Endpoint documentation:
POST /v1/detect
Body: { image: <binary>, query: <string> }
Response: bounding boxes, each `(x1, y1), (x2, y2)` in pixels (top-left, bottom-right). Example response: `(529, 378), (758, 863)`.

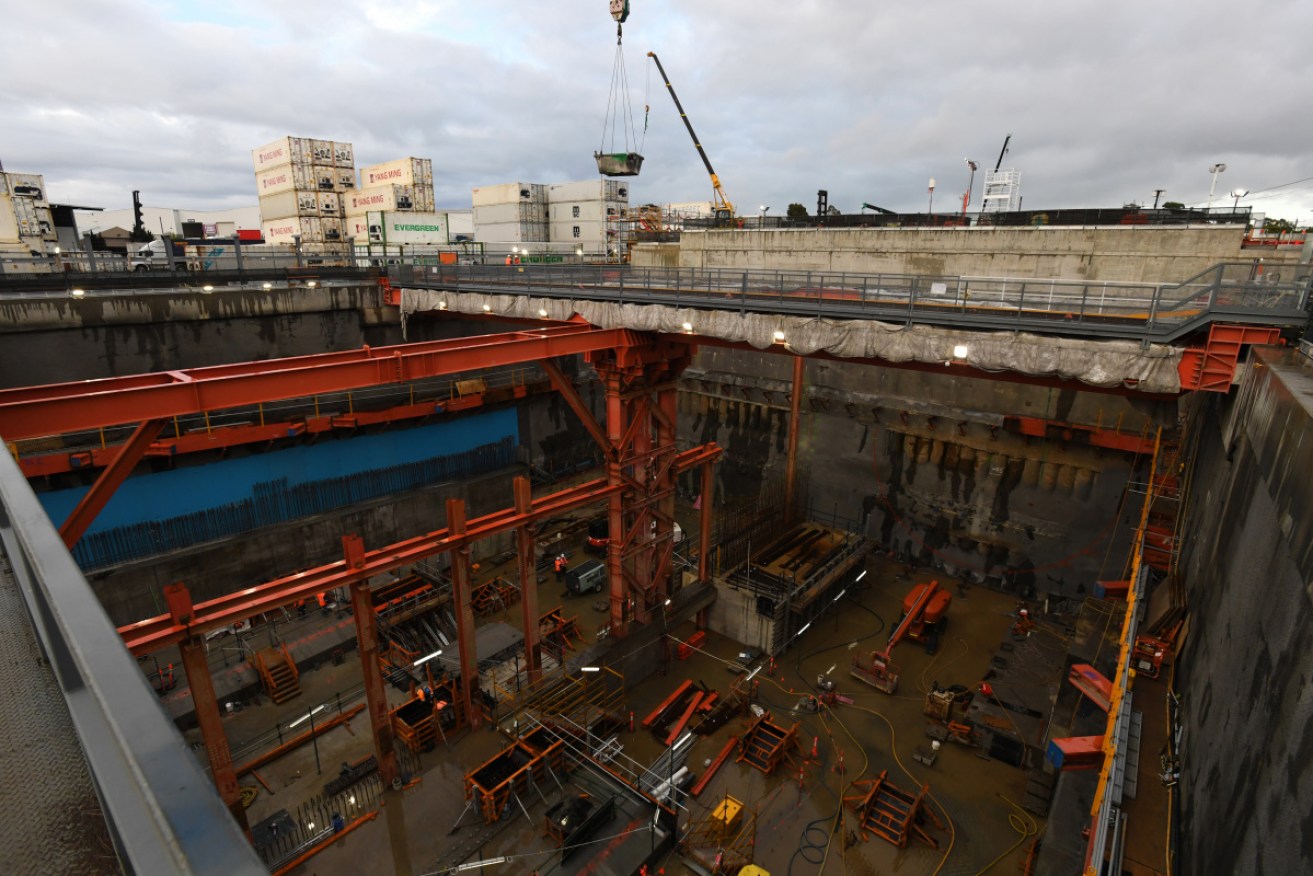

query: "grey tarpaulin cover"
(399, 288), (1183, 394)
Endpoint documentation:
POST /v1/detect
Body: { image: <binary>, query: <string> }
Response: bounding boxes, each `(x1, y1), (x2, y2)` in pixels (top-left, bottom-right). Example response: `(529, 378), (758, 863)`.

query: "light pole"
(1230, 188), (1248, 211)
(928, 178), (936, 214)
(1206, 163), (1227, 210)
(960, 160), (978, 221)
(1152, 189), (1165, 209)
(759, 205), (770, 227)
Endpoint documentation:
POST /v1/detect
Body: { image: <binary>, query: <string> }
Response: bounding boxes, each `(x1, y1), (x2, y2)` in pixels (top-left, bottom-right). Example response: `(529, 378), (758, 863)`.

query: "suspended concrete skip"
(398, 288), (1185, 394)
(595, 152), (645, 177)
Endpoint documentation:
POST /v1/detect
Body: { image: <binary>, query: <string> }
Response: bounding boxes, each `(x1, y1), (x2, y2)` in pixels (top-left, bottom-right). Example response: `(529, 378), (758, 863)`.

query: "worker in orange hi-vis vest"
(554, 554), (567, 582)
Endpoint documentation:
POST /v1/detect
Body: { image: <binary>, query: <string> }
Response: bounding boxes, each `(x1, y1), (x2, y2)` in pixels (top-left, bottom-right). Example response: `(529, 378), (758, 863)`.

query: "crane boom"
(646, 51), (734, 223)
(993, 134), (1012, 173)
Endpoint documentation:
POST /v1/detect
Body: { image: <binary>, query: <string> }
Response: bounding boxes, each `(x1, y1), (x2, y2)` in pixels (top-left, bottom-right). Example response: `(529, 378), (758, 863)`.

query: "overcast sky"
(5, 0), (1311, 223)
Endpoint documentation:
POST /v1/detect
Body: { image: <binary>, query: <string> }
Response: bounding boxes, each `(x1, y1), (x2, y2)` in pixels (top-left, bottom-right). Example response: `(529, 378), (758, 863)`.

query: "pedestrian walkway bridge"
(392, 262), (1310, 345)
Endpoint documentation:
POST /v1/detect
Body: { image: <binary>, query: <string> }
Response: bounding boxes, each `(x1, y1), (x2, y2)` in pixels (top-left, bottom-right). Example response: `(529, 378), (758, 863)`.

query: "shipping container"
(474, 202), (550, 225)
(359, 211), (448, 245)
(333, 142), (355, 169)
(474, 221), (550, 244)
(310, 139), (335, 165)
(0, 196), (19, 242)
(446, 210), (474, 240)
(413, 187), (436, 213)
(345, 184), (416, 215)
(317, 192), (342, 216)
(4, 172), (48, 202)
(334, 169), (357, 192)
(255, 163), (318, 196)
(548, 179), (630, 203)
(321, 217), (344, 242)
(262, 216), (324, 244)
(548, 220), (615, 245)
(548, 200), (626, 223)
(258, 190), (320, 221)
(471, 182), (547, 207)
(360, 157), (434, 188)
(252, 136), (314, 172)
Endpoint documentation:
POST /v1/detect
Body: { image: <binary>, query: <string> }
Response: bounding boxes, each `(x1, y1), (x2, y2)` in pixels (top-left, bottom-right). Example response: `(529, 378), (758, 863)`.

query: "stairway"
(256, 646), (302, 705)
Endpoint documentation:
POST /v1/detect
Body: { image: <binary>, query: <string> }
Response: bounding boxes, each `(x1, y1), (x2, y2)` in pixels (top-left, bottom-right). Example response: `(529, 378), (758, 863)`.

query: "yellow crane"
(646, 51), (735, 225)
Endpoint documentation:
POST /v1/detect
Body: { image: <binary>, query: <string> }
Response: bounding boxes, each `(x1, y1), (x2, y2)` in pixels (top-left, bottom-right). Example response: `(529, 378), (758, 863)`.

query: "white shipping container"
(548, 179), (630, 203)
(333, 169), (356, 192)
(259, 190), (320, 221)
(5, 172), (48, 202)
(310, 139), (335, 165)
(0, 196), (19, 242)
(548, 200), (626, 223)
(475, 221), (549, 244)
(345, 185), (416, 215)
(262, 216), (322, 244)
(367, 211), (448, 245)
(413, 187), (436, 213)
(360, 157), (434, 188)
(474, 202), (549, 225)
(549, 221), (613, 245)
(447, 210), (474, 240)
(472, 182), (547, 208)
(255, 164), (318, 196)
(317, 192), (342, 216)
(252, 136), (313, 172)
(333, 142), (354, 169)
(321, 217), (344, 242)
(342, 216), (370, 240)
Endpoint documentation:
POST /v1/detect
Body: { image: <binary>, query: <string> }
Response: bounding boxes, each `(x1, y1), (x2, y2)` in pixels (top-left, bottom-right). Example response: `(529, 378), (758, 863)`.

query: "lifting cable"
(599, 25), (639, 157)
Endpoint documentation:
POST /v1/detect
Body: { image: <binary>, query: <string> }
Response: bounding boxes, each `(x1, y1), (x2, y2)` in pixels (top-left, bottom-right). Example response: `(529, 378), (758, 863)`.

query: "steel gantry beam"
(118, 443), (720, 656)
(0, 325), (633, 441)
(58, 418), (165, 548)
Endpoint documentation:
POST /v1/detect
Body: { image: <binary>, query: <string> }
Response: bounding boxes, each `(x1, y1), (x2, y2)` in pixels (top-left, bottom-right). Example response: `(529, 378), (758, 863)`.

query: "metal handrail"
(0, 446), (264, 874)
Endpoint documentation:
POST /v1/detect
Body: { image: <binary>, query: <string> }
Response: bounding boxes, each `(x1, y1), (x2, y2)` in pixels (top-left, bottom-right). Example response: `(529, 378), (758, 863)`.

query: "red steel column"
(447, 498), (482, 728)
(343, 535), (398, 785)
(166, 583), (249, 833)
(631, 395), (653, 625)
(514, 477), (542, 683)
(698, 459), (714, 584)
(784, 355), (805, 525)
(604, 369), (629, 638)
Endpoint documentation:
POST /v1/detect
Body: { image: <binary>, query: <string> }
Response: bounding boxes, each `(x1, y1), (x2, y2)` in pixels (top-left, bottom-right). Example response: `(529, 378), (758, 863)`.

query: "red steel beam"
(1002, 415), (1157, 455)
(118, 445), (722, 656)
(57, 418), (165, 548)
(0, 325), (632, 441)
(345, 535), (399, 784)
(18, 384), (540, 478)
(698, 459), (714, 584)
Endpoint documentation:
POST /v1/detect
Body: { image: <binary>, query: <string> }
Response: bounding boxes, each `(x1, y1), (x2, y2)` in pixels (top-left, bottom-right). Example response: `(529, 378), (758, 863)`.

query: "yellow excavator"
(646, 51), (736, 226)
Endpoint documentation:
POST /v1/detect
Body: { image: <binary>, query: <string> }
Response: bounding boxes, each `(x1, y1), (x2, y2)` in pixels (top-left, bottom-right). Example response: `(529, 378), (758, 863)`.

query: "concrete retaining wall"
(667, 226), (1258, 283)
(1175, 349), (1313, 874)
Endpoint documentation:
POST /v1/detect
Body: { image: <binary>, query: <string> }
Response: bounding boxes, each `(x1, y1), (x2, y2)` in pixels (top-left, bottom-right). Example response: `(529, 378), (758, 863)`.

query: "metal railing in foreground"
(0, 446), (264, 875)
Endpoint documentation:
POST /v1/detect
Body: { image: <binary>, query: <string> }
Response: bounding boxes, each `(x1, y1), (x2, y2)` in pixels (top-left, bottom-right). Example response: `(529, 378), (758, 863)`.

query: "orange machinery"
(851, 580), (952, 694)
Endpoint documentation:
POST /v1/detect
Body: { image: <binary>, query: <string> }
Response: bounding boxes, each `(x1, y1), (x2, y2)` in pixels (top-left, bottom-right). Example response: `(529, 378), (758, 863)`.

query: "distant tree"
(128, 228), (155, 243)
(786, 203), (810, 221)
(1160, 201), (1185, 210)
(1263, 217), (1297, 234)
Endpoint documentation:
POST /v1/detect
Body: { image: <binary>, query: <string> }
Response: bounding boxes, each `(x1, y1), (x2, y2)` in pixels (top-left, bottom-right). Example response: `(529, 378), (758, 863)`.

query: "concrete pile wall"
(637, 226), (1258, 283)
(683, 348), (1161, 599)
(1175, 349), (1313, 874)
